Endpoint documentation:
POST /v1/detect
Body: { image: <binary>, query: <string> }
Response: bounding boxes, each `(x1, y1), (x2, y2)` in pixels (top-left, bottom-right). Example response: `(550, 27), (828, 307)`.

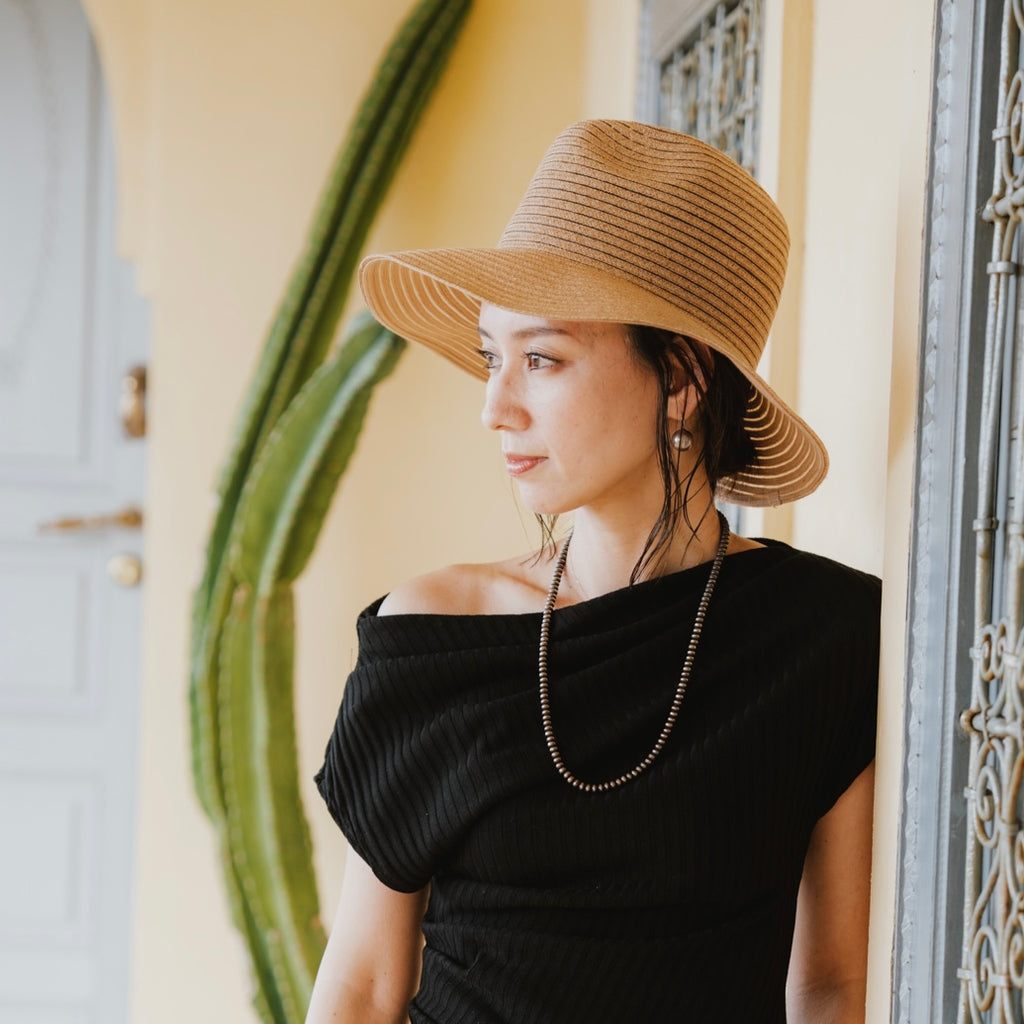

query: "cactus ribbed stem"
(187, 2), (473, 1019)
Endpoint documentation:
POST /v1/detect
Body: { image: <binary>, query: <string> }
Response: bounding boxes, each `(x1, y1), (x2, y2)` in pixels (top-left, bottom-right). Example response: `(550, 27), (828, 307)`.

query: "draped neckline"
(355, 540), (796, 656)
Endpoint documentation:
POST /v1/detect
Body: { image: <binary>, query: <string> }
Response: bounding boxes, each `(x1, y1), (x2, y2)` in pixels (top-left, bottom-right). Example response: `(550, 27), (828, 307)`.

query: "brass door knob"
(106, 553), (143, 587)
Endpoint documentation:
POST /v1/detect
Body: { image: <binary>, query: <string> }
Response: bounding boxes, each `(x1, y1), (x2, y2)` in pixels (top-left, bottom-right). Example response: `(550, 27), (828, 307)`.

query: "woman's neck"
(557, 499), (724, 604)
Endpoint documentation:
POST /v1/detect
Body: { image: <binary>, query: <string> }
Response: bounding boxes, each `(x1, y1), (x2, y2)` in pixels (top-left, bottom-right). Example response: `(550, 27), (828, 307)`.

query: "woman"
(307, 120), (879, 1024)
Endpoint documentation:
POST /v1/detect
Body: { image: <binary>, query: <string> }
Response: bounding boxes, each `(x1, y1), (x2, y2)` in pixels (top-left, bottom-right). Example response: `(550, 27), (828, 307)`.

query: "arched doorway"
(0, 2), (149, 1020)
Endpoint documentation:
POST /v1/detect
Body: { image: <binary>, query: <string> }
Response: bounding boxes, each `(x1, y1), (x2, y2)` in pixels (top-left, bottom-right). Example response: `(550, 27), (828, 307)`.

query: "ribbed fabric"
(316, 542), (880, 1024)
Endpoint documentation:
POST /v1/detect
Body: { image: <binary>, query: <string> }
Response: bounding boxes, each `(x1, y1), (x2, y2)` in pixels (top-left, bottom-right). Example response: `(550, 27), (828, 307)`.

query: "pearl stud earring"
(671, 428), (693, 452)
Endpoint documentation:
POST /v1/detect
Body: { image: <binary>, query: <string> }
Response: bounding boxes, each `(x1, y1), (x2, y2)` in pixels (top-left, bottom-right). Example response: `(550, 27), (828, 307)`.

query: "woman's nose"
(480, 370), (528, 432)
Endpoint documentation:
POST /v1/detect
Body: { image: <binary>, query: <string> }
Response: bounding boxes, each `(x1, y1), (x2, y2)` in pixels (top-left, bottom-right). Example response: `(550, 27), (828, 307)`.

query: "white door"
(0, 2), (148, 1022)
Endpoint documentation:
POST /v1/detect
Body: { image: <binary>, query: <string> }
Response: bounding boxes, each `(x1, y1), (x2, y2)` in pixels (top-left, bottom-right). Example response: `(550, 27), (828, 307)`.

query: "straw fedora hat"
(358, 119), (827, 506)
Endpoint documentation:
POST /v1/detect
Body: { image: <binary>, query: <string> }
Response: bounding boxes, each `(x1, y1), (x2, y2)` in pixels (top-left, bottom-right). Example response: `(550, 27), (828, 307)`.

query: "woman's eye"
(476, 348), (498, 371)
(525, 351), (556, 370)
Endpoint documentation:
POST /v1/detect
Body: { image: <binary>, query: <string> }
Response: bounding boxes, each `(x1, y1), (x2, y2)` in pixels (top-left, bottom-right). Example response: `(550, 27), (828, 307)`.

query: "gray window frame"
(894, 0), (1003, 1019)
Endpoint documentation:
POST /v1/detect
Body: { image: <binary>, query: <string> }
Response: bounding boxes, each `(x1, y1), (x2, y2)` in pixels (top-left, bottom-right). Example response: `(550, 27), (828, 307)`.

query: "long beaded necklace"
(538, 510), (730, 793)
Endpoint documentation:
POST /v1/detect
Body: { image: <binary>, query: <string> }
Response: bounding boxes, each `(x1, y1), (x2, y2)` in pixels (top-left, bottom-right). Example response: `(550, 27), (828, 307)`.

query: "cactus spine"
(188, 2), (472, 1019)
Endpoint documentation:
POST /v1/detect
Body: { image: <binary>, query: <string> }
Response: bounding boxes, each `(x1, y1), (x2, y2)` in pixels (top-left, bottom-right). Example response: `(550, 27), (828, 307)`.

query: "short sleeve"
(314, 680), (436, 893)
(313, 603), (443, 894)
(811, 570), (881, 818)
(313, 598), (553, 896)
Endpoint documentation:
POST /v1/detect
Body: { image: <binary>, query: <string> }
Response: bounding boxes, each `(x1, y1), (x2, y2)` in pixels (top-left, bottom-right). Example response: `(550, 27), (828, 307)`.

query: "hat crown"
(498, 120), (790, 369)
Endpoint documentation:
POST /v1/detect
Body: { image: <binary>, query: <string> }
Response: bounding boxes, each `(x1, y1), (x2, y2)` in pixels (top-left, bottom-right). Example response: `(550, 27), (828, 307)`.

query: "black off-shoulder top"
(315, 542), (880, 1024)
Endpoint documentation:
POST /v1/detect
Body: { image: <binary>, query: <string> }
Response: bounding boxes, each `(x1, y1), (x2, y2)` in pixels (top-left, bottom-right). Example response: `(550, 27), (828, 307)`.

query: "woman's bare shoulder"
(378, 553), (551, 617)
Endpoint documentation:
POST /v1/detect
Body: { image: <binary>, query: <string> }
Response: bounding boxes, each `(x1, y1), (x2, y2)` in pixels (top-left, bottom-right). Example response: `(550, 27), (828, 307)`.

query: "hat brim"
(359, 248), (828, 507)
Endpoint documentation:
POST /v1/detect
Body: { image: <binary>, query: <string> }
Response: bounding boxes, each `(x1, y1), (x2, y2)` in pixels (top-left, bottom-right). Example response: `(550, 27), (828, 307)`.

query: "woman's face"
(477, 302), (669, 519)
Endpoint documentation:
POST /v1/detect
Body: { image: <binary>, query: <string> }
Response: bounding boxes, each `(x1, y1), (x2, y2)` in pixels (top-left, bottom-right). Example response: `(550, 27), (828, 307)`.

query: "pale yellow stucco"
(76, 0), (933, 1018)
(755, 1), (934, 1008)
(83, 1), (594, 1020)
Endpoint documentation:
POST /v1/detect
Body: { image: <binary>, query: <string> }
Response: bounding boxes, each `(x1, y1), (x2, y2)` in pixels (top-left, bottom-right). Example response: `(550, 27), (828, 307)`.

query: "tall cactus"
(187, 2), (472, 1019)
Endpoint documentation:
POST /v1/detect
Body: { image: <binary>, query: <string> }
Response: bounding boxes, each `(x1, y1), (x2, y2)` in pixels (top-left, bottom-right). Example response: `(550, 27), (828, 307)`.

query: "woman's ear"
(667, 337), (713, 424)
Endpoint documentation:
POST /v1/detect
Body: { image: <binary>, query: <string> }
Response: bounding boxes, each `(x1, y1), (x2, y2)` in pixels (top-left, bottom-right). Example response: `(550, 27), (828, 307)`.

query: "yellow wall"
(867, 0), (936, 1015)
(83, 1), (604, 1020)
(81, 0), (933, 1018)
(760, 0), (934, 1014)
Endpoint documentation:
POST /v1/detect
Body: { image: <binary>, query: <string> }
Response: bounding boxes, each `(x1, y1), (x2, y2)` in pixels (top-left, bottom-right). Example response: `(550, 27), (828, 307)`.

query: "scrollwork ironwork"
(655, 0), (760, 175)
(954, 4), (1024, 999)
(960, 7), (1024, 1018)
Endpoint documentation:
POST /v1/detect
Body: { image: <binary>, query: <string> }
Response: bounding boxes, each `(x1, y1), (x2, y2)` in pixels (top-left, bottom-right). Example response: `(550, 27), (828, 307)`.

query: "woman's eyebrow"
(477, 325), (578, 341)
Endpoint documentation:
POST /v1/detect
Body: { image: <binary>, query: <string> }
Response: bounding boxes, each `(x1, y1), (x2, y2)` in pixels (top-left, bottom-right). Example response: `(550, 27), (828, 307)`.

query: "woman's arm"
(786, 761), (874, 1024)
(305, 848), (429, 1024)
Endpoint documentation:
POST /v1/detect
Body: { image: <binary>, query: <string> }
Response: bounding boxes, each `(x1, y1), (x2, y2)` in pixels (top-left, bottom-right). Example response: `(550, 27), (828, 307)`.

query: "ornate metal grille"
(958, 3), (1024, 1019)
(655, 0), (761, 175)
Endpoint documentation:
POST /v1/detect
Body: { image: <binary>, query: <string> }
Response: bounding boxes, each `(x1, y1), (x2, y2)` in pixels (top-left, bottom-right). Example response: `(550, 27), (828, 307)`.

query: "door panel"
(0, 0), (101, 468)
(0, 3), (149, 1022)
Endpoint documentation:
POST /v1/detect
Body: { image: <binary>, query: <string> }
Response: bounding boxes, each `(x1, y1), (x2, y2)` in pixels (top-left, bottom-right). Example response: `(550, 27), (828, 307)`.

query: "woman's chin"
(517, 494), (574, 519)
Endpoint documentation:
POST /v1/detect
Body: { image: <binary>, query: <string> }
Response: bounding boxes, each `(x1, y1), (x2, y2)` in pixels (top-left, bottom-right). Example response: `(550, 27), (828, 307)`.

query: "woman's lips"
(504, 454), (545, 476)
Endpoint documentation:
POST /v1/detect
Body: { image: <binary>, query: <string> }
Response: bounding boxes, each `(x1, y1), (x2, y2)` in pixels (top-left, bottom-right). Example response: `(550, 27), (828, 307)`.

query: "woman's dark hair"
(535, 324), (756, 582)
(625, 324), (756, 581)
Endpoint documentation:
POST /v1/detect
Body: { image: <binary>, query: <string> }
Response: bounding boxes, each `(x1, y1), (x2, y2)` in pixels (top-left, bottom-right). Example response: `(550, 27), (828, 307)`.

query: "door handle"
(119, 365), (147, 438)
(38, 506), (144, 532)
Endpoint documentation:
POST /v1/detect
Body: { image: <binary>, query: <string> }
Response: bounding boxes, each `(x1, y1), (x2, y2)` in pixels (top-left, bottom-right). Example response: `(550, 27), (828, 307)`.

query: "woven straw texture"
(359, 120), (828, 506)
